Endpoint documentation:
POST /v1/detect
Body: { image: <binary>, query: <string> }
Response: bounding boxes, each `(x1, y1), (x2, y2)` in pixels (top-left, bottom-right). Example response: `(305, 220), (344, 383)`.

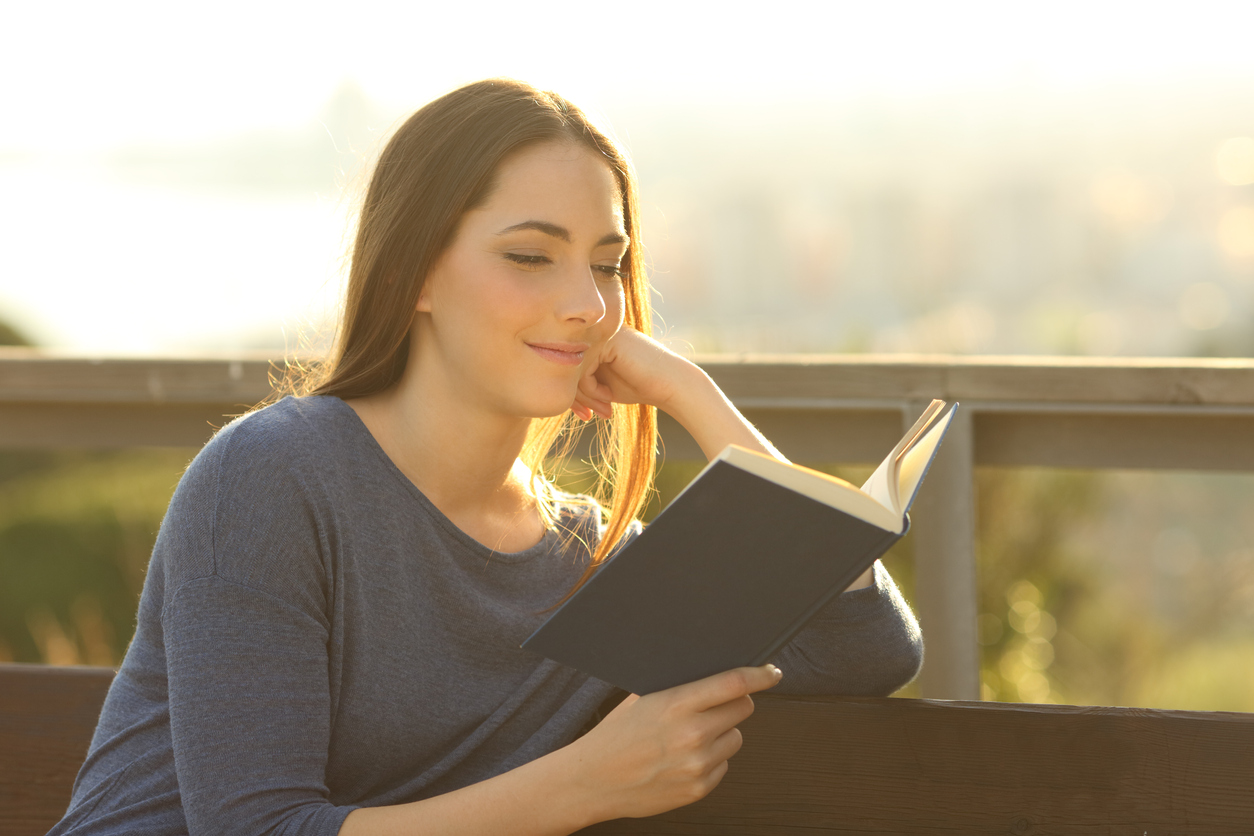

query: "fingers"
(708, 725), (745, 765)
(571, 396), (604, 421)
(673, 664), (783, 712)
(575, 668), (768, 820)
(571, 392), (611, 421)
(571, 367), (615, 421)
(579, 366), (614, 399)
(698, 693), (756, 731)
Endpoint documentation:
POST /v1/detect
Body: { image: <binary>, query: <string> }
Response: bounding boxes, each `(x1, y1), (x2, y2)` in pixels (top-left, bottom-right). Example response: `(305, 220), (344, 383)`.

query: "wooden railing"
(4, 348), (1254, 700)
(8, 663), (1254, 835)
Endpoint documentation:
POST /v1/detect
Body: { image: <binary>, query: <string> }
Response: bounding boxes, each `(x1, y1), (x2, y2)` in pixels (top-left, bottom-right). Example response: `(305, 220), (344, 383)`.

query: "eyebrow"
(496, 220), (628, 248)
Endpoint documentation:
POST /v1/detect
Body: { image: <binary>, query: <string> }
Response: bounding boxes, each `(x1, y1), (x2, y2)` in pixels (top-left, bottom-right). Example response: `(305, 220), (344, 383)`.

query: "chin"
(514, 388), (582, 421)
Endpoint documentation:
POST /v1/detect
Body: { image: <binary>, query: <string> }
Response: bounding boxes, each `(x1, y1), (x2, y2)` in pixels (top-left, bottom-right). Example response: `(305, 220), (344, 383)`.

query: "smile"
(527, 342), (588, 367)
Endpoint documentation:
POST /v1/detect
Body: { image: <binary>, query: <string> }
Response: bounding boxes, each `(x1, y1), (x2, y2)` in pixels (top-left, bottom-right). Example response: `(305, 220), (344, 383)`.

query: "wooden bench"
(2, 665), (113, 836)
(4, 663), (1253, 836)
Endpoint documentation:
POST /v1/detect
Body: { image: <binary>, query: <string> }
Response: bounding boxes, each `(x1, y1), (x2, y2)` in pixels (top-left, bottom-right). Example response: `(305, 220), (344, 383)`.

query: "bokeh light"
(1216, 137), (1254, 186)
(1217, 205), (1254, 260)
(1178, 282), (1231, 330)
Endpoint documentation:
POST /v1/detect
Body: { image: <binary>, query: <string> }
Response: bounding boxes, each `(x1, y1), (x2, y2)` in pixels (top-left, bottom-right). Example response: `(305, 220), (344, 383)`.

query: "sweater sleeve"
(165, 579), (352, 836)
(157, 422), (356, 836)
(769, 561), (924, 696)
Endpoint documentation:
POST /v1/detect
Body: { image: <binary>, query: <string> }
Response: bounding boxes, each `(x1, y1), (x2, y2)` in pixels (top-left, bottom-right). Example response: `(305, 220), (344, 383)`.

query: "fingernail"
(770, 665), (782, 679)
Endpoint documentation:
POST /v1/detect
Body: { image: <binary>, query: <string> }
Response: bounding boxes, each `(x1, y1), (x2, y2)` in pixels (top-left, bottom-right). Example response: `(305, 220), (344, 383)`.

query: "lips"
(527, 341), (589, 367)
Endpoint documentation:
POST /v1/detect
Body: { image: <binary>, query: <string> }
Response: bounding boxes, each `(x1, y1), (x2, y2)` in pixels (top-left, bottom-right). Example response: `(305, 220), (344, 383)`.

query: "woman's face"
(412, 140), (628, 420)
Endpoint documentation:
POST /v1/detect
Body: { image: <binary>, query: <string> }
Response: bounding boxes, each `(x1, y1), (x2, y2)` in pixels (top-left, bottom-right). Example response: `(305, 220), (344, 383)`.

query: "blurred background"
(2, 1), (1252, 710)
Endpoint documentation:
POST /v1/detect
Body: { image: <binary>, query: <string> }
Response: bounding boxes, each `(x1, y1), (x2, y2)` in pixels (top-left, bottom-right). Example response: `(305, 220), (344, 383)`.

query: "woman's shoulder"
(194, 395), (358, 479)
(155, 397), (363, 591)
(211, 395), (354, 455)
(169, 396), (363, 524)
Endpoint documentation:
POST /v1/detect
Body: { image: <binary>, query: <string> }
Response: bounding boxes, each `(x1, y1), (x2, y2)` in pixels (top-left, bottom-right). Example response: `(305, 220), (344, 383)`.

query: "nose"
(557, 265), (608, 325)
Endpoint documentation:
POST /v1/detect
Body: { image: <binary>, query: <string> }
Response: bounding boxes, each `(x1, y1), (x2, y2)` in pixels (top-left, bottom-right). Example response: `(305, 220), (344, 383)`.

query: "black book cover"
(522, 462), (902, 695)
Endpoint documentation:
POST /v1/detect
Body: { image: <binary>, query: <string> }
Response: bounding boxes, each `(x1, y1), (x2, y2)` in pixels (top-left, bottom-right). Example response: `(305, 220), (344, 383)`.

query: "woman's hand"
(572, 329), (697, 421)
(561, 664), (783, 822)
(572, 328), (786, 463)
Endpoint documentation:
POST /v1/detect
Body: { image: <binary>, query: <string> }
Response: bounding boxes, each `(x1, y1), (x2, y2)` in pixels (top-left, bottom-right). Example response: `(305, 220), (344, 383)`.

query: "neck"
(346, 350), (547, 551)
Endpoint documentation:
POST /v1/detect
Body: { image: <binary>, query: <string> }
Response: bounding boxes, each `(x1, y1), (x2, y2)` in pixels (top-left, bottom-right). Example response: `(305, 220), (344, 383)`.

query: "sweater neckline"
(317, 395), (561, 565)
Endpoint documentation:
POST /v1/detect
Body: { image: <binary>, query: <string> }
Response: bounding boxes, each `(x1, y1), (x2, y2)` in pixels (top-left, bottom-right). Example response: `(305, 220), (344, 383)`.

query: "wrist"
(655, 363), (786, 462)
(655, 359), (718, 425)
(531, 737), (614, 832)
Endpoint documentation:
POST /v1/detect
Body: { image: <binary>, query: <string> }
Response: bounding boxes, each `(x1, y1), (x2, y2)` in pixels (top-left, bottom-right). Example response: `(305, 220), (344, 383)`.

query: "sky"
(4, 0), (1254, 353)
(8, 1), (1254, 151)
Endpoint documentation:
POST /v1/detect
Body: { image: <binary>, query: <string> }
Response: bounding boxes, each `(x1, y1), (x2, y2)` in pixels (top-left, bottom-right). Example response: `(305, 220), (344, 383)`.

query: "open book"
(522, 400), (957, 695)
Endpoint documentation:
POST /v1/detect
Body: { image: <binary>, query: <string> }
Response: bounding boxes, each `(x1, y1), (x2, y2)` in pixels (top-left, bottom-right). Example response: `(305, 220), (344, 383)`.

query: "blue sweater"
(52, 396), (923, 836)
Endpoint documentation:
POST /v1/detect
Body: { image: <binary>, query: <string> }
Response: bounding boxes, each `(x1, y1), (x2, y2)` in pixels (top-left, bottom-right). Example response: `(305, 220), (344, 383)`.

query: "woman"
(53, 79), (922, 835)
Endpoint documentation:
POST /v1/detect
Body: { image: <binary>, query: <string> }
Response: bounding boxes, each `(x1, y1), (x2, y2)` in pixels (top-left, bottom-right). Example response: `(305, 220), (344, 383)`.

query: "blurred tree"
(973, 467), (1254, 712)
(0, 450), (192, 665)
(974, 468), (1105, 704)
(0, 319), (32, 346)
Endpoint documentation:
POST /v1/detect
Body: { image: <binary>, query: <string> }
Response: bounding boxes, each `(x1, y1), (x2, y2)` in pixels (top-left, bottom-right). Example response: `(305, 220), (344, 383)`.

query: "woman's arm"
(574, 330), (874, 589)
(340, 665), (782, 836)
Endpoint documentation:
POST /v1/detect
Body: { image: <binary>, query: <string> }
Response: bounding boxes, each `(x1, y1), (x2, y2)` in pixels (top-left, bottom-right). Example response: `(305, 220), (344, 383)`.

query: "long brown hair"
(292, 79), (655, 592)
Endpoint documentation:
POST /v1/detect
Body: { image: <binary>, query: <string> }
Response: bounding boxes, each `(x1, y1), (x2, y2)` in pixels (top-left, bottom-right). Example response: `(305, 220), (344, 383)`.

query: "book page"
(896, 403), (957, 512)
(860, 456), (895, 512)
(719, 445), (903, 532)
(860, 399), (945, 516)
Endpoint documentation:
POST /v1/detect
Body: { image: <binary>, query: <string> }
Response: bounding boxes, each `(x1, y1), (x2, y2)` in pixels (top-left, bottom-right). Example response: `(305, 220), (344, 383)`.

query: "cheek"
(493, 276), (549, 309)
(607, 283), (628, 330)
(451, 265), (547, 330)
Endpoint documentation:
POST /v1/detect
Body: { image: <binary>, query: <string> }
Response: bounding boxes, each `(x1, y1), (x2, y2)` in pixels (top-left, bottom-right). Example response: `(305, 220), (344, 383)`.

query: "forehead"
(477, 141), (624, 231)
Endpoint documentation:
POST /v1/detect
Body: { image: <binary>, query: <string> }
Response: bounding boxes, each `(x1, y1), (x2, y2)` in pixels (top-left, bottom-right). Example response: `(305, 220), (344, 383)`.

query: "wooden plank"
(6, 398), (1253, 473)
(0, 664), (114, 836)
(699, 354), (1254, 408)
(976, 410), (1254, 471)
(5, 352), (1254, 409)
(0, 352), (276, 404)
(660, 408), (1254, 472)
(907, 403), (979, 701)
(7, 664), (1253, 834)
(944, 359), (1254, 407)
(582, 693), (1254, 835)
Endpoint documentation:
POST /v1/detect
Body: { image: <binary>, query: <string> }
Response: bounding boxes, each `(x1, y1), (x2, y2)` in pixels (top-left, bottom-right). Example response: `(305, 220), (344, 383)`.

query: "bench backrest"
(583, 691), (1254, 834)
(1, 665), (113, 836)
(4, 663), (1253, 835)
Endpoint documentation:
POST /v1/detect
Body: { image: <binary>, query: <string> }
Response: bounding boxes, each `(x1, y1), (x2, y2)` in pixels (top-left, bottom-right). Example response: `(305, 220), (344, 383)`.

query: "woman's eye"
(504, 253), (550, 268)
(594, 264), (625, 281)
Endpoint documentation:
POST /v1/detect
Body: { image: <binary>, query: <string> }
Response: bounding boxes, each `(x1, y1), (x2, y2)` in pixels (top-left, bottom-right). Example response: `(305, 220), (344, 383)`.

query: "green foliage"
(973, 468), (1103, 704)
(975, 467), (1254, 712)
(0, 319), (33, 346)
(0, 450), (195, 664)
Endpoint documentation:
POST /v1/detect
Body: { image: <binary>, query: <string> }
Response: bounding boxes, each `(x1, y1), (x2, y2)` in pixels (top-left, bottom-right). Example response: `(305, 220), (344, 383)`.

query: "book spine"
(747, 529), (903, 667)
